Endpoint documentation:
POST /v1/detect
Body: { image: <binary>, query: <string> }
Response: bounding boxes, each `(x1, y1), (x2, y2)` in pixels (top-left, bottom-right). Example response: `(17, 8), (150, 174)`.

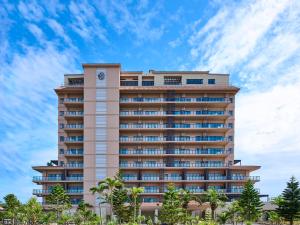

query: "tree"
(202, 188), (227, 220)
(277, 176), (300, 225)
(2, 194), (21, 225)
(73, 201), (101, 225)
(90, 176), (123, 217)
(238, 180), (263, 222)
(217, 212), (230, 225)
(268, 211), (283, 225)
(46, 185), (71, 221)
(225, 201), (242, 225)
(159, 184), (189, 225)
(129, 187), (144, 223)
(22, 197), (44, 225)
(111, 186), (132, 223)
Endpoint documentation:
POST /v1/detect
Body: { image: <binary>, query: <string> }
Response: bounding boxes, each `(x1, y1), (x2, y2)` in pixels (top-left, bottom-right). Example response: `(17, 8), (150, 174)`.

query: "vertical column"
(83, 65), (120, 211)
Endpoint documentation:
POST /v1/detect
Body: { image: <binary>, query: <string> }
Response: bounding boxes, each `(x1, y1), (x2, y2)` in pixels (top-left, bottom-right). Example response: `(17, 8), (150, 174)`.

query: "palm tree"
(129, 187), (144, 223)
(217, 212), (230, 225)
(203, 188), (227, 220)
(90, 176), (123, 218)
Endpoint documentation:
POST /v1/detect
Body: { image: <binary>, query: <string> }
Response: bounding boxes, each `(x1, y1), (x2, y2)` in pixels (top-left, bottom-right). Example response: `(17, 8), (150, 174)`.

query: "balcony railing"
(64, 137), (84, 142)
(63, 98), (84, 103)
(65, 149), (84, 155)
(65, 124), (84, 129)
(119, 136), (228, 142)
(120, 110), (228, 116)
(231, 176), (260, 181)
(120, 162), (226, 168)
(32, 176), (83, 181)
(64, 163), (84, 168)
(120, 123), (227, 129)
(119, 148), (229, 155)
(33, 189), (83, 194)
(64, 111), (84, 116)
(120, 97), (229, 103)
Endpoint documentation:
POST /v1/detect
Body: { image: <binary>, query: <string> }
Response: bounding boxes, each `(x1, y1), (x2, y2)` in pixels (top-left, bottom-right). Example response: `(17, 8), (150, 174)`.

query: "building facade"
(33, 63), (260, 214)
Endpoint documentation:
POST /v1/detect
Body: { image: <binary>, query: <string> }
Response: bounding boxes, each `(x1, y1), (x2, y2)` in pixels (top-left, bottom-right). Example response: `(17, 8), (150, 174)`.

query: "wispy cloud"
(68, 1), (108, 43)
(94, 0), (165, 42)
(18, 0), (44, 21)
(185, 0), (300, 196)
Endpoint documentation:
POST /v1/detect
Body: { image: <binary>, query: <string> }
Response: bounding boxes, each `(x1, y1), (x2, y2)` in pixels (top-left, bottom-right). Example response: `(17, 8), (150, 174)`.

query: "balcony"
(64, 124), (84, 131)
(120, 97), (230, 104)
(32, 176), (83, 182)
(64, 163), (84, 168)
(64, 111), (84, 118)
(208, 176), (227, 180)
(119, 123), (229, 130)
(119, 136), (228, 143)
(142, 81), (154, 86)
(119, 148), (229, 156)
(65, 149), (84, 156)
(119, 110), (229, 118)
(63, 98), (84, 104)
(64, 136), (83, 143)
(33, 189), (83, 195)
(120, 162), (227, 169)
(231, 176), (260, 181)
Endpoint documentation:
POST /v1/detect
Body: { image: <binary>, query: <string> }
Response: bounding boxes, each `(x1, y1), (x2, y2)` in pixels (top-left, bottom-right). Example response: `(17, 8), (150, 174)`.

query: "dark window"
(229, 110), (233, 116)
(142, 81), (154, 86)
(59, 149), (64, 154)
(60, 161), (64, 166)
(59, 136), (64, 142)
(59, 111), (64, 116)
(59, 98), (64, 103)
(186, 79), (203, 84)
(208, 79), (215, 84)
(59, 124), (64, 129)
(229, 97), (233, 103)
(228, 136), (233, 141)
(228, 123), (233, 128)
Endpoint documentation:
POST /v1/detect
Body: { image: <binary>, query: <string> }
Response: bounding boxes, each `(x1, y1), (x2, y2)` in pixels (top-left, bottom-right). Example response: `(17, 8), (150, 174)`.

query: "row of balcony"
(60, 111), (84, 116)
(62, 98), (84, 103)
(120, 123), (231, 129)
(120, 110), (230, 116)
(120, 161), (227, 168)
(61, 124), (84, 129)
(120, 97), (231, 103)
(33, 176), (83, 182)
(119, 148), (229, 155)
(120, 136), (231, 142)
(33, 189), (83, 194)
(122, 176), (260, 181)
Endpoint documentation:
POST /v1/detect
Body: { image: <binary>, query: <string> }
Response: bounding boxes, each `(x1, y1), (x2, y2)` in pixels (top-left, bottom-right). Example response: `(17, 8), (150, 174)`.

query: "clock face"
(97, 71), (105, 80)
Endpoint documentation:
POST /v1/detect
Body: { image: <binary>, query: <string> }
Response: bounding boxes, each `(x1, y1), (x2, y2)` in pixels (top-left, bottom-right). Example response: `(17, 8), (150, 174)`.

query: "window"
(228, 123), (233, 128)
(59, 149), (64, 154)
(59, 136), (64, 142)
(164, 76), (182, 85)
(208, 79), (216, 84)
(186, 79), (203, 84)
(229, 110), (233, 116)
(59, 123), (64, 129)
(59, 111), (64, 116)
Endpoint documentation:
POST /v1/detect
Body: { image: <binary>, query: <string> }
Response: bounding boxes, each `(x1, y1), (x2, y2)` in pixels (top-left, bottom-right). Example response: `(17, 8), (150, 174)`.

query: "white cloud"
(47, 19), (73, 45)
(185, 0), (300, 196)
(189, 0), (290, 72)
(27, 23), (45, 43)
(68, 1), (108, 43)
(18, 0), (44, 21)
(94, 0), (165, 42)
(0, 44), (79, 174)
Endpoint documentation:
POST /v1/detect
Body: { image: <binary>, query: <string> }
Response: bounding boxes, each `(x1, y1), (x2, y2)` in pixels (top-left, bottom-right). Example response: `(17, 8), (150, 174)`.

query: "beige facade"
(33, 63), (260, 213)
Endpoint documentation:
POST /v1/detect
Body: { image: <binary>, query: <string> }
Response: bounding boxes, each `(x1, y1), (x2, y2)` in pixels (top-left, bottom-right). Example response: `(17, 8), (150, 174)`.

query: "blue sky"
(0, 0), (300, 202)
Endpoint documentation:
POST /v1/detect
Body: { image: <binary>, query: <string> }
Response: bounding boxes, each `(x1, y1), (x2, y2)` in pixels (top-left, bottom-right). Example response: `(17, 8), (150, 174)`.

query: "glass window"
(208, 79), (216, 84)
(59, 149), (64, 154)
(186, 79), (203, 84)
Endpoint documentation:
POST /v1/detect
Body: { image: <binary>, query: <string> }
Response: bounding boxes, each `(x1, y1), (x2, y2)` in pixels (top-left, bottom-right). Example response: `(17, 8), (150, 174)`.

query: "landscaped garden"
(0, 176), (299, 225)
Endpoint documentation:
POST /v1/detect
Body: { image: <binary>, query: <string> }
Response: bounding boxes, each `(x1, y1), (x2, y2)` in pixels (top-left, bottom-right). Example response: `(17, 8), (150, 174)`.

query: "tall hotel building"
(33, 63), (260, 213)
